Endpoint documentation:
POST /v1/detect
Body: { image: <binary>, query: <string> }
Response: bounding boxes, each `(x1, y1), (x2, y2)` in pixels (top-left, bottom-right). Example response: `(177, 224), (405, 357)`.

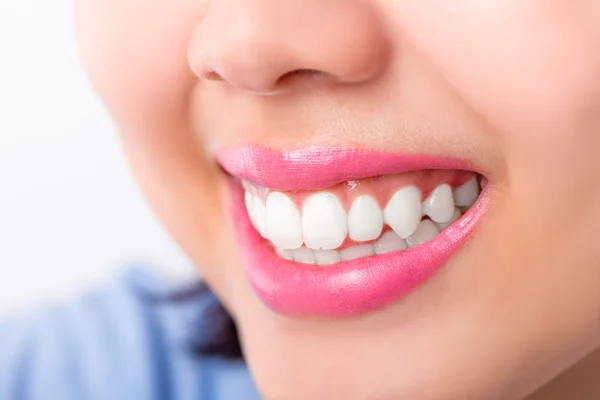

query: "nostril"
(199, 68), (224, 82)
(275, 69), (334, 89)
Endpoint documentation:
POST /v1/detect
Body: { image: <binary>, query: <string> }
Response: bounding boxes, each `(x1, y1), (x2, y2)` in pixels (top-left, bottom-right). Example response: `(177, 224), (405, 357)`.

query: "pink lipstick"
(217, 146), (477, 191)
(218, 146), (489, 316)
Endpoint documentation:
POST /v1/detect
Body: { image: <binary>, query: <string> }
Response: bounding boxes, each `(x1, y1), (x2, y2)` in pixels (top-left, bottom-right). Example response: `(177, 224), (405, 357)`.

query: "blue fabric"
(0, 267), (262, 400)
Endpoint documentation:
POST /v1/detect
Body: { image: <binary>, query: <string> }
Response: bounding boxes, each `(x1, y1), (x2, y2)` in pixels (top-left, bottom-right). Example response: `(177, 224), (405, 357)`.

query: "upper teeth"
(383, 186), (423, 239)
(265, 191), (303, 249)
(302, 192), (348, 250)
(347, 195), (384, 242)
(453, 177), (480, 207)
(422, 184), (455, 223)
(244, 177), (481, 262)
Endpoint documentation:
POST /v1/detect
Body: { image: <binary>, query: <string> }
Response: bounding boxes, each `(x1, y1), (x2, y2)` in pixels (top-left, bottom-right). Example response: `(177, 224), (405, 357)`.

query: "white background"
(0, 0), (194, 314)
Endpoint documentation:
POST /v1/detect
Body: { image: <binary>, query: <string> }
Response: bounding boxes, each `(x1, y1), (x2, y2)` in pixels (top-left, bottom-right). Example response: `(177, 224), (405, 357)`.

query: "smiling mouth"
(218, 146), (490, 317)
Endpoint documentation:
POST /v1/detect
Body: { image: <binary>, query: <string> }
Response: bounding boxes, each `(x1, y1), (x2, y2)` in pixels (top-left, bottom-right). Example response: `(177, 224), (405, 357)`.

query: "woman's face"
(76, 1), (600, 398)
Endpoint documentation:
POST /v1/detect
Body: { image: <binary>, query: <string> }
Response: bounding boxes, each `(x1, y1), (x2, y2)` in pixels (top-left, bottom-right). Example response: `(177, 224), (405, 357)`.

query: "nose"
(188, 0), (390, 94)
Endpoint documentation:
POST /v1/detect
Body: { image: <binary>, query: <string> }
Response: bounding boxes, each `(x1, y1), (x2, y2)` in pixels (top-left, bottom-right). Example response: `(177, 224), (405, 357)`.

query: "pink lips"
(217, 146), (478, 191)
(218, 147), (489, 317)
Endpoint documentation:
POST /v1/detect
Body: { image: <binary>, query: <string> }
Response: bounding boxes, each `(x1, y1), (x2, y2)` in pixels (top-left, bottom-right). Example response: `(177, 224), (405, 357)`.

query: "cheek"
(395, 0), (600, 150)
(395, 0), (600, 223)
(75, 1), (239, 297)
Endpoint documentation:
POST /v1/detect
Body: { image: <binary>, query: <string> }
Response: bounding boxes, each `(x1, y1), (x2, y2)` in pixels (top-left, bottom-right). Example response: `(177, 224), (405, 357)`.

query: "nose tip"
(188, 0), (390, 94)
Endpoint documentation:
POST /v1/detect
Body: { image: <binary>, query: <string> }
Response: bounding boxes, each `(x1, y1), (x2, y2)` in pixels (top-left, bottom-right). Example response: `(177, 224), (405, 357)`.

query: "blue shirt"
(0, 267), (262, 400)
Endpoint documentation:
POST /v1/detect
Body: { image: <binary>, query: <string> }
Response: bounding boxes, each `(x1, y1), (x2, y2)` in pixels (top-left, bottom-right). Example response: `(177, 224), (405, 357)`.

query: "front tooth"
(275, 248), (294, 261)
(383, 186), (422, 239)
(340, 244), (374, 261)
(252, 196), (268, 238)
(348, 195), (383, 242)
(292, 247), (316, 264)
(266, 192), (303, 249)
(314, 250), (341, 265)
(435, 208), (462, 231)
(453, 177), (480, 207)
(406, 220), (440, 248)
(373, 231), (407, 255)
(422, 184), (455, 223)
(302, 192), (348, 250)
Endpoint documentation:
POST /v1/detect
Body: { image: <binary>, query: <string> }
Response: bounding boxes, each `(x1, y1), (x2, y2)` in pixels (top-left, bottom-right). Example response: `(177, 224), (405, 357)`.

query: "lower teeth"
(274, 211), (463, 266)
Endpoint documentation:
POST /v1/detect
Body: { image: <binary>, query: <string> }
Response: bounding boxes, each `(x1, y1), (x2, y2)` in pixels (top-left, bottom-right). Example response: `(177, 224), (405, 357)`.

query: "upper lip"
(216, 146), (480, 191)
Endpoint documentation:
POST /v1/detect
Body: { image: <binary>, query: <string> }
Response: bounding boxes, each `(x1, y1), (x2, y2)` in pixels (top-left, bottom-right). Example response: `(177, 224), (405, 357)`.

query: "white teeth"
(347, 195), (384, 242)
(340, 244), (374, 261)
(275, 247), (294, 261)
(453, 177), (480, 207)
(252, 196), (268, 238)
(383, 186), (422, 239)
(435, 208), (462, 231)
(266, 192), (303, 249)
(292, 247), (316, 264)
(245, 191), (256, 226)
(247, 175), (480, 265)
(422, 184), (455, 223)
(373, 231), (407, 255)
(302, 192), (348, 250)
(406, 220), (440, 248)
(314, 250), (341, 266)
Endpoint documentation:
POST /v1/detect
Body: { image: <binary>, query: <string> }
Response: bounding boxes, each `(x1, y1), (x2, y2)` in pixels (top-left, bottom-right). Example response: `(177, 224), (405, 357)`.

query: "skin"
(75, 1), (600, 399)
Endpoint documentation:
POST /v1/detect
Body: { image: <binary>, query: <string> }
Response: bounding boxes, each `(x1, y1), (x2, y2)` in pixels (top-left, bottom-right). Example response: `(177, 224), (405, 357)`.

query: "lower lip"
(230, 182), (490, 317)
